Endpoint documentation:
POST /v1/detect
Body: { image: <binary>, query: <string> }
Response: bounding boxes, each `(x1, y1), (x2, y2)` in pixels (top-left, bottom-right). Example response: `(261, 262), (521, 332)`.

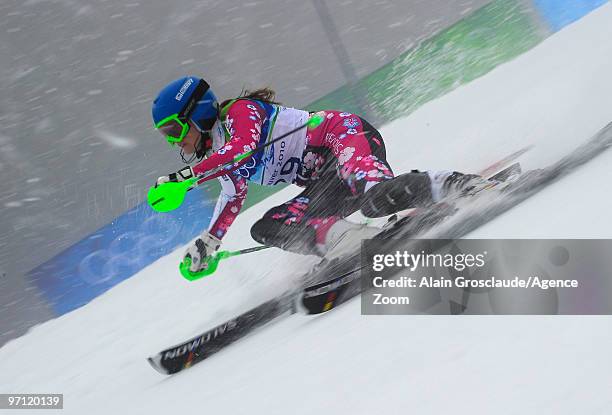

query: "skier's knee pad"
(250, 219), (320, 256)
(360, 171), (434, 217)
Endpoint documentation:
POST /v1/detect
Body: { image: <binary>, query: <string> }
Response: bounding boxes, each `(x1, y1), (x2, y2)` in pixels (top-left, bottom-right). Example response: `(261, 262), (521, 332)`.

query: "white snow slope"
(2, 4), (612, 414)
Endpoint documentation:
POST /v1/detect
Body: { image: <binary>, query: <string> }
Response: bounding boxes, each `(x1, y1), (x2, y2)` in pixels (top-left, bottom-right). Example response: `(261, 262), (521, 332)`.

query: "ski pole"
(148, 114), (325, 212)
(179, 245), (271, 281)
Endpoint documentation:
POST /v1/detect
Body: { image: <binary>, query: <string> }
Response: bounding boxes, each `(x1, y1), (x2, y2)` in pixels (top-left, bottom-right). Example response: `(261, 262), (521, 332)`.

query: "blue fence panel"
(26, 186), (216, 316)
(533, 0), (608, 32)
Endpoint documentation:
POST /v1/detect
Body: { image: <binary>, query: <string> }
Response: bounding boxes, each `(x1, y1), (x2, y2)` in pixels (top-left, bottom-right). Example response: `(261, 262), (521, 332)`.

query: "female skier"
(152, 76), (489, 273)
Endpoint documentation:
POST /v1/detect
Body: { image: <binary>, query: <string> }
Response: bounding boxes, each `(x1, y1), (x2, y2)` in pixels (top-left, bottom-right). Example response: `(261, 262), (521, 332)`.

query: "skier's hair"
(220, 87), (281, 108)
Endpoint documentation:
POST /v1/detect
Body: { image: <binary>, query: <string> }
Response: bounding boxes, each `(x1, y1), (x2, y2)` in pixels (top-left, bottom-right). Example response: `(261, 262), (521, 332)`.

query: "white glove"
(182, 232), (222, 273)
(156, 166), (195, 187)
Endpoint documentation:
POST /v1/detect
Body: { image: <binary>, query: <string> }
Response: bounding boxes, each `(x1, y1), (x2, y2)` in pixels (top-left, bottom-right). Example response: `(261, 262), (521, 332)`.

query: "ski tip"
(147, 355), (170, 375)
(293, 292), (311, 315)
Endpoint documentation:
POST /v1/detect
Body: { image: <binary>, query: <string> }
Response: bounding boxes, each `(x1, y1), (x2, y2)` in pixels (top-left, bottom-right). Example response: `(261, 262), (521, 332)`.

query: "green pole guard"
(179, 250), (240, 281)
(147, 177), (198, 212)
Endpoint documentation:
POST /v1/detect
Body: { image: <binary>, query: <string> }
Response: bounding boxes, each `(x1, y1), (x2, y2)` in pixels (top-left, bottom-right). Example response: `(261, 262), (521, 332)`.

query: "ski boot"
(360, 170), (504, 218)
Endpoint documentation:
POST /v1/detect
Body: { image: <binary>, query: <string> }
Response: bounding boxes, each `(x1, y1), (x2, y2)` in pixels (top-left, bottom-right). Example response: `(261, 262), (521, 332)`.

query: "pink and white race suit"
(192, 99), (394, 253)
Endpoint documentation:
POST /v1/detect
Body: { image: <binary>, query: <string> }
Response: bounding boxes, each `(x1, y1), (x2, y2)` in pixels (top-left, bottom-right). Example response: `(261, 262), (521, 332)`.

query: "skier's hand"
(182, 232), (222, 273)
(155, 166), (195, 187)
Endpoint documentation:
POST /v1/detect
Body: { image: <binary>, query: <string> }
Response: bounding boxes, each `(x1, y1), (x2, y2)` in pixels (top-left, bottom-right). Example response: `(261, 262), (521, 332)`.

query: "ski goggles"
(155, 79), (212, 145)
(156, 114), (191, 144)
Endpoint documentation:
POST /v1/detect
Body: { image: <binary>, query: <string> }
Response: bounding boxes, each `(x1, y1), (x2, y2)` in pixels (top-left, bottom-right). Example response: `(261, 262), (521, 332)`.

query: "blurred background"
(0, 0), (605, 346)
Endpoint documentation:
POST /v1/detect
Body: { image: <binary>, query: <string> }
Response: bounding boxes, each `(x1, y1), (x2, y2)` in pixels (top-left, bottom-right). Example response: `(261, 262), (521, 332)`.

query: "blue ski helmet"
(152, 76), (219, 133)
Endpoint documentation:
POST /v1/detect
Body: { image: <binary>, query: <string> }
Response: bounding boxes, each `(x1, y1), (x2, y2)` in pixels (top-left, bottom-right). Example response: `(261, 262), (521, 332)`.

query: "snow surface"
(2, 3), (612, 414)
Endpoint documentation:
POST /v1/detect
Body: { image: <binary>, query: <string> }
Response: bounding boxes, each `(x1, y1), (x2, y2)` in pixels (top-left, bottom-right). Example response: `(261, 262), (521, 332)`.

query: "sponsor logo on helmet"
(175, 78), (194, 101)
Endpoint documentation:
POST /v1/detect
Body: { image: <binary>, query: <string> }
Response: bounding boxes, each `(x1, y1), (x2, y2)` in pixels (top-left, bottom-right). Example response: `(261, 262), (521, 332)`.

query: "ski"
(148, 293), (294, 375)
(145, 138), (571, 373)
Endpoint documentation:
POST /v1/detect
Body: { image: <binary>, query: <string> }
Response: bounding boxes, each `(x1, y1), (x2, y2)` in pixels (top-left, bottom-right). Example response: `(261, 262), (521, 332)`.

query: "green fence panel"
(306, 0), (544, 123)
